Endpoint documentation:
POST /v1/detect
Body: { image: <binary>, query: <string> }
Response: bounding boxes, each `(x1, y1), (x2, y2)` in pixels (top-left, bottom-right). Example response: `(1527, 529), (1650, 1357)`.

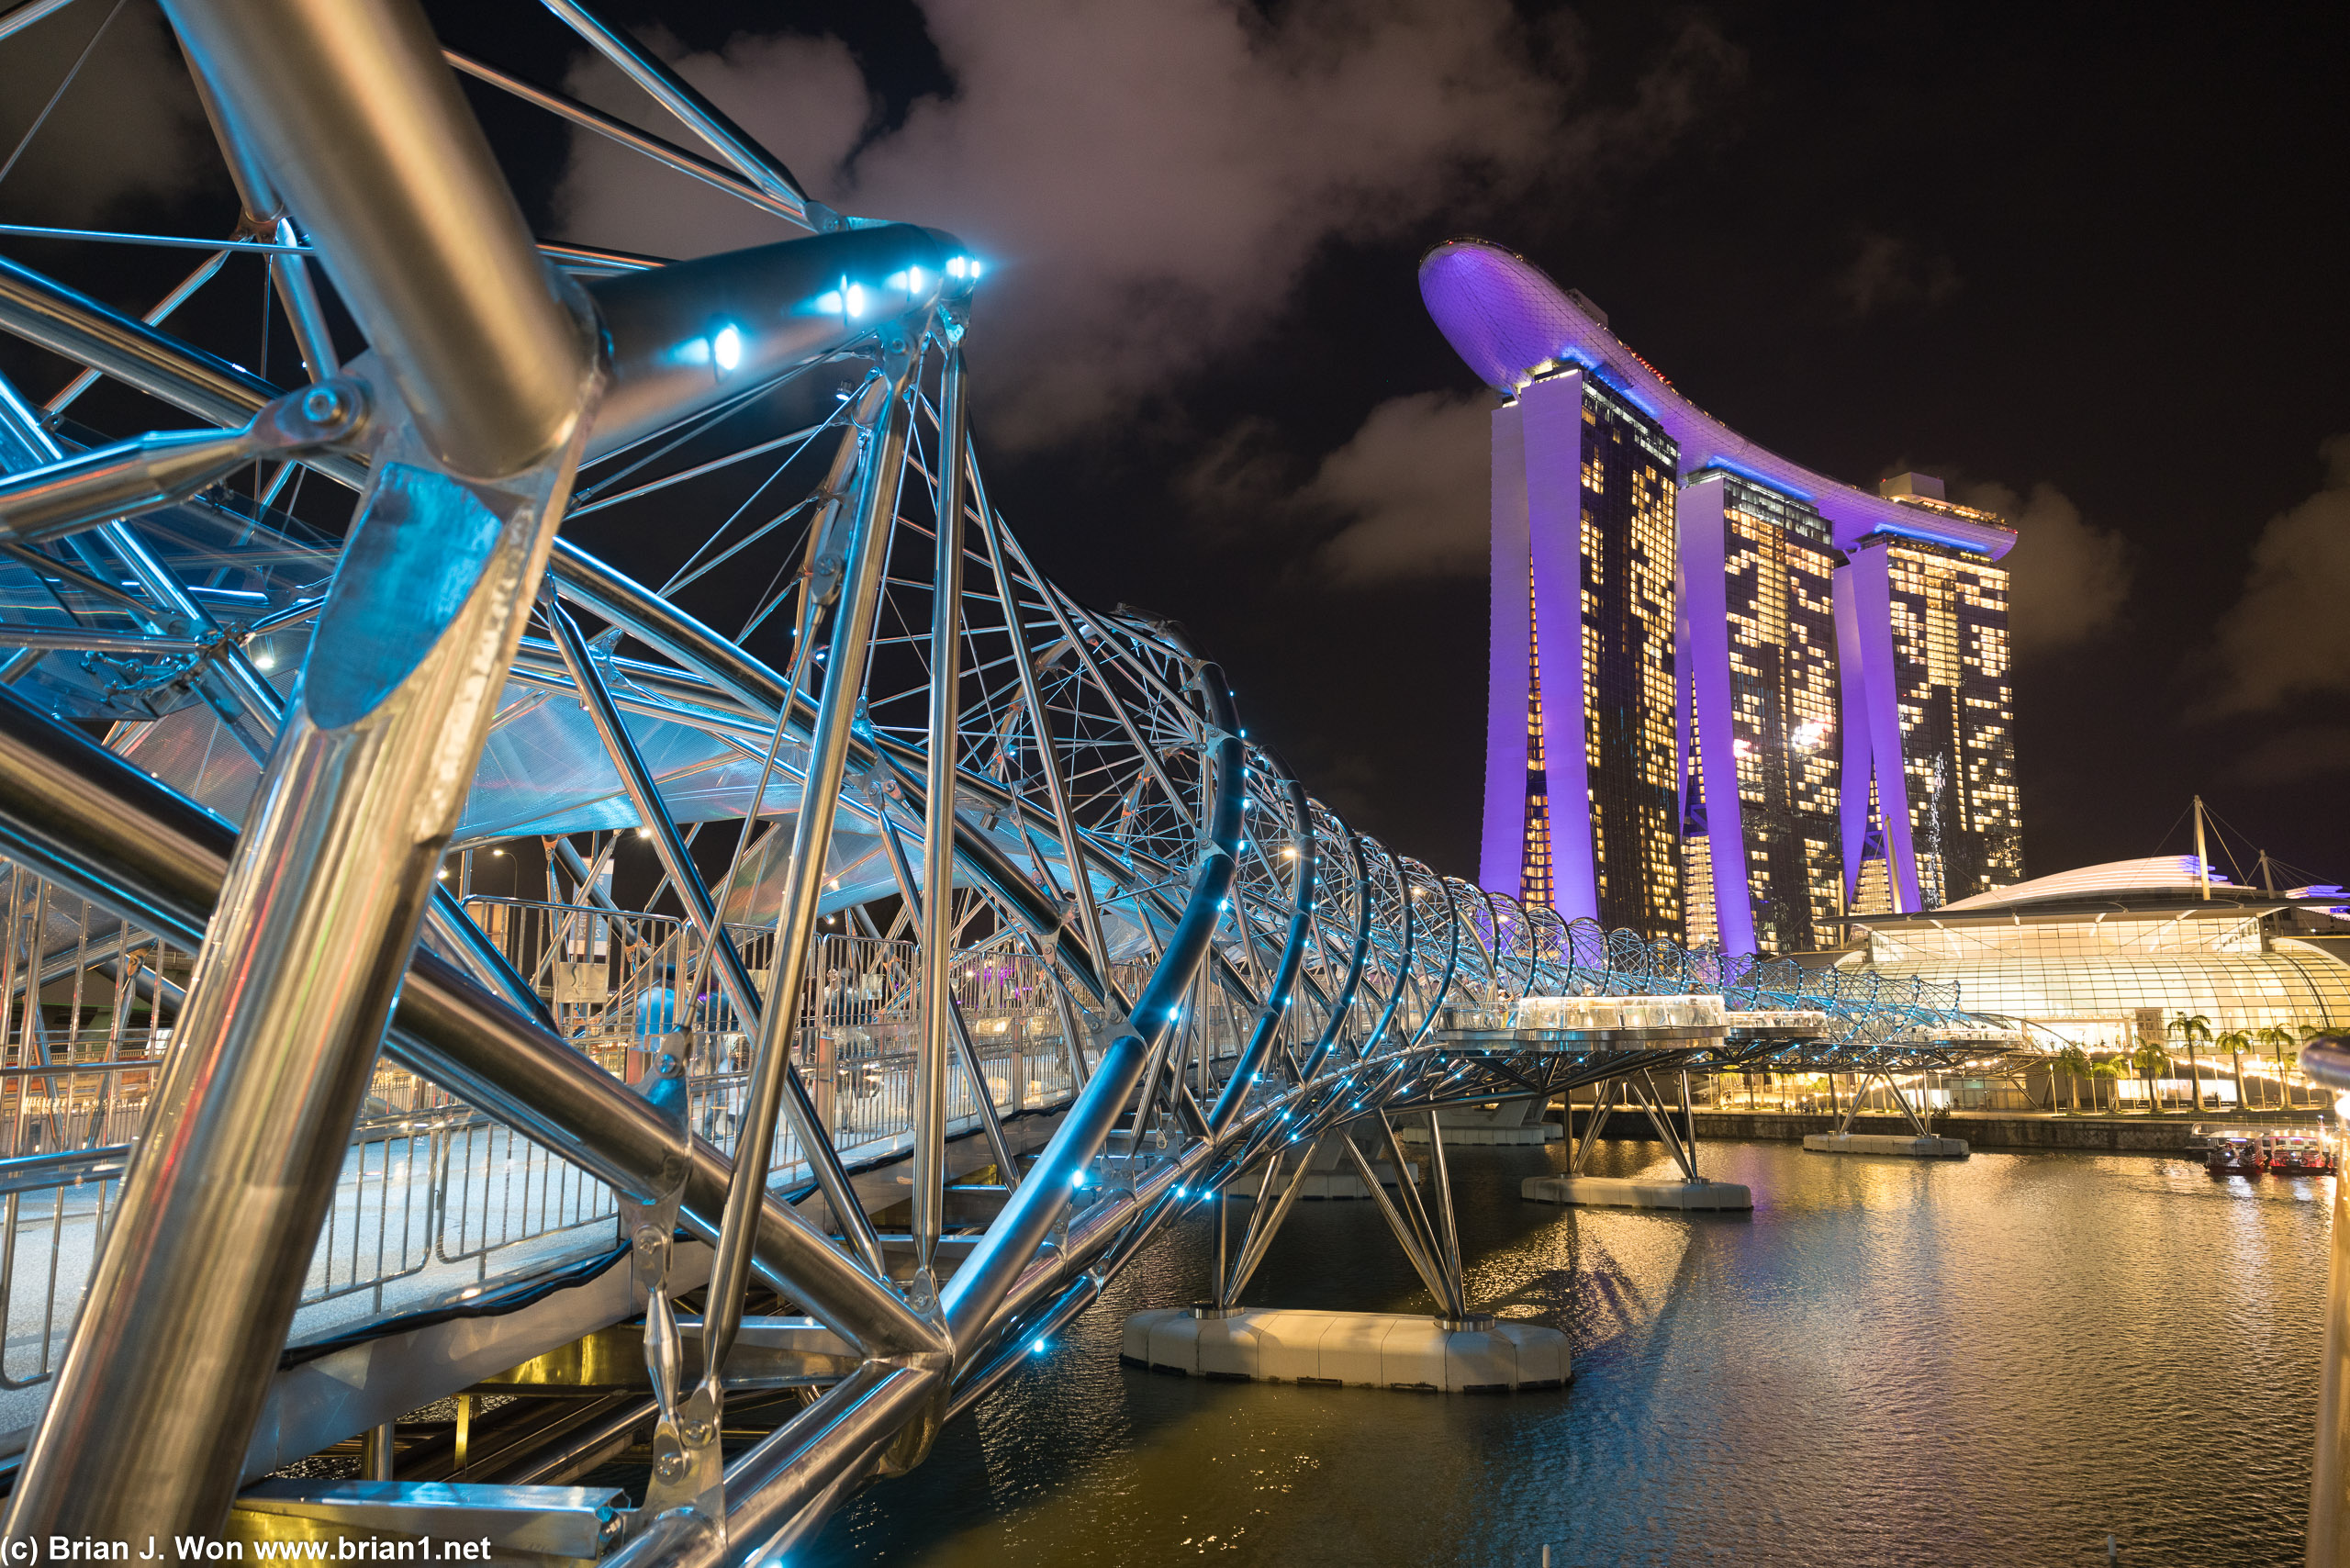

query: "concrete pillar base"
(1521, 1175), (1752, 1210)
(1803, 1132), (1968, 1159)
(1120, 1307), (1568, 1392)
(1392, 1100), (1560, 1146)
(1395, 1122), (1561, 1147)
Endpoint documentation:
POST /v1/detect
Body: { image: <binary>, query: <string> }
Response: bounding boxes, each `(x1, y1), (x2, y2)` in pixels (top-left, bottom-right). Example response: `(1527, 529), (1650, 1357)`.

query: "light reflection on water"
(805, 1138), (2328, 1566)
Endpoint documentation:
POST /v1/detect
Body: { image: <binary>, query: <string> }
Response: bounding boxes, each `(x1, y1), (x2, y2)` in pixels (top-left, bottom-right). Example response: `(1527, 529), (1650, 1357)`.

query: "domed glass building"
(1840, 856), (2350, 1106)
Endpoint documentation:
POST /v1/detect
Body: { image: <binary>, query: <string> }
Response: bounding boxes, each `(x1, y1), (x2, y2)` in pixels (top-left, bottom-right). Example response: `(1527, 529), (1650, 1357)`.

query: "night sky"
(2, 1), (2345, 892)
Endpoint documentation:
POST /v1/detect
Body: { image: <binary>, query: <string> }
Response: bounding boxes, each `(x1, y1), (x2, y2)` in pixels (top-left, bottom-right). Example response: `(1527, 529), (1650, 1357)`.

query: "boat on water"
(2261, 1130), (2337, 1175)
(2206, 1134), (2266, 1175)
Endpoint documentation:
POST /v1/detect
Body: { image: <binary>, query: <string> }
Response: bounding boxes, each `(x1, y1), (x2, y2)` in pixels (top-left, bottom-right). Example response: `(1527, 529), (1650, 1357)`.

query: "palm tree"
(2215, 1029), (2253, 1114)
(2246, 1025), (2302, 1109)
(2131, 1038), (2172, 1114)
(2054, 1044), (2093, 1112)
(2255, 1025), (2300, 1111)
(2089, 1056), (2126, 1114)
(2168, 1013), (2213, 1113)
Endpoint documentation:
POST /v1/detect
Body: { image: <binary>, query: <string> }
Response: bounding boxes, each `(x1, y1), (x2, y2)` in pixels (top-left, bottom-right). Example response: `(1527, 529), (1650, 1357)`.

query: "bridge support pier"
(1131, 1122), (1568, 1393)
(1804, 1070), (1969, 1158)
(1394, 1097), (1559, 1146)
(1122, 1307), (1566, 1393)
(1528, 1070), (1754, 1210)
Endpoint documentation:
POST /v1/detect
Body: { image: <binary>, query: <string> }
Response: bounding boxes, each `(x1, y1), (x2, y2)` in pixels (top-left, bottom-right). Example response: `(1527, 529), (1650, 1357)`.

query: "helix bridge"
(0, 0), (2028, 1559)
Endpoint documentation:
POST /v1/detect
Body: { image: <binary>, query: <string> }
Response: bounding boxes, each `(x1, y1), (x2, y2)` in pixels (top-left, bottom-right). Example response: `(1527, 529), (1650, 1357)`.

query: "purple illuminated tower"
(1421, 240), (2021, 949)
(1430, 255), (1682, 938)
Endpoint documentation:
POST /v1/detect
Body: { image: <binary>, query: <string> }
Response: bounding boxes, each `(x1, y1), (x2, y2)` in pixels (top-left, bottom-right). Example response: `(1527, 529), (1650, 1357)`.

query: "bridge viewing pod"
(0, 2), (2034, 1559)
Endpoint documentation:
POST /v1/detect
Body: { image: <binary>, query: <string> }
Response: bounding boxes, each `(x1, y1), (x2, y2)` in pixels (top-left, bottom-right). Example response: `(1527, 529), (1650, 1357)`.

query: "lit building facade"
(1835, 483), (2022, 913)
(1423, 238), (2022, 952)
(1481, 368), (1683, 939)
(1678, 469), (1842, 953)
(1847, 858), (2350, 1104)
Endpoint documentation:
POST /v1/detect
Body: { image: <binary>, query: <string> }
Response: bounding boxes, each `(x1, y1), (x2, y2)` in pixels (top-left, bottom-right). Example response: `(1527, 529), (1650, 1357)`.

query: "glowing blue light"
(1032, 1338), (1048, 1354)
(1071, 1170), (1088, 1188)
(845, 282), (867, 318)
(908, 266), (924, 293)
(713, 325), (743, 372)
(1175, 1185), (1188, 1198)
(947, 256), (968, 279)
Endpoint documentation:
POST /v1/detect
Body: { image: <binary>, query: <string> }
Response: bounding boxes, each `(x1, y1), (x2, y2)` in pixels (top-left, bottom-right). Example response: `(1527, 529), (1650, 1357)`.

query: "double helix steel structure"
(0, 0), (2026, 1558)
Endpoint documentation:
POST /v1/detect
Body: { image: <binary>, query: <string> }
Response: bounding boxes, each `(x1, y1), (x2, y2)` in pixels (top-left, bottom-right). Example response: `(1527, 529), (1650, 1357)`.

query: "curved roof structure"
(1856, 945), (2350, 1041)
(1938, 855), (2237, 911)
(1417, 239), (2017, 561)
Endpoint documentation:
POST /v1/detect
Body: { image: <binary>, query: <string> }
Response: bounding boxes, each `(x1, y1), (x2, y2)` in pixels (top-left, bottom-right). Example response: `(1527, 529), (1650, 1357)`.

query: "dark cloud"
(1181, 388), (1494, 586)
(1297, 389), (1494, 583)
(1836, 230), (1961, 318)
(0, 3), (211, 222)
(1956, 478), (2130, 660)
(2233, 724), (2350, 786)
(2200, 435), (2350, 716)
(553, 0), (1739, 446)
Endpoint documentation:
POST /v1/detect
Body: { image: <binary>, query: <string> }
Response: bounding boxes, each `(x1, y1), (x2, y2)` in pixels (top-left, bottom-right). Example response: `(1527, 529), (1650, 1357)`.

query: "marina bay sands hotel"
(1420, 240), (2022, 953)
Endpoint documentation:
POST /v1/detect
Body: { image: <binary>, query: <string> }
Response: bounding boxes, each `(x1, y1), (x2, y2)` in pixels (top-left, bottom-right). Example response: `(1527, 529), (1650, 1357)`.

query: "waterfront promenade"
(1591, 1105), (2333, 1155)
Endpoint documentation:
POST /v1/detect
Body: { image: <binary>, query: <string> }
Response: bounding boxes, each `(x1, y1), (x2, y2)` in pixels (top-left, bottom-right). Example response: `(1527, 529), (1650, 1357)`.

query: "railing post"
(814, 1028), (837, 1140)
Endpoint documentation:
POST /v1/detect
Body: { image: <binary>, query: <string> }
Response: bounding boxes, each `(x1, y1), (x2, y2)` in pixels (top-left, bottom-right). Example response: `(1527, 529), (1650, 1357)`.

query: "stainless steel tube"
(1422, 1107), (1465, 1308)
(539, 0), (822, 228)
(699, 339), (916, 1387)
(1297, 828), (1374, 1081)
(1209, 763), (1316, 1133)
(1337, 1131), (1450, 1305)
(868, 798), (1022, 1194)
(971, 456), (1118, 999)
(162, 0), (592, 479)
(914, 348), (970, 1277)
(0, 226), (952, 480)
(0, 252), (334, 459)
(599, 1361), (943, 1568)
(1, 10), (603, 1519)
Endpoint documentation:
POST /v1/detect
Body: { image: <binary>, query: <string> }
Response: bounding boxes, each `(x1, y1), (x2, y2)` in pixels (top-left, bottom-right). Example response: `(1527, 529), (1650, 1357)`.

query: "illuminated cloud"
(1837, 230), (1961, 318)
(2233, 723), (2350, 786)
(1181, 388), (1494, 586)
(2202, 434), (2350, 715)
(553, 2), (1739, 446)
(1955, 479), (2131, 661)
(0, 5), (212, 222)
(1297, 389), (1495, 584)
